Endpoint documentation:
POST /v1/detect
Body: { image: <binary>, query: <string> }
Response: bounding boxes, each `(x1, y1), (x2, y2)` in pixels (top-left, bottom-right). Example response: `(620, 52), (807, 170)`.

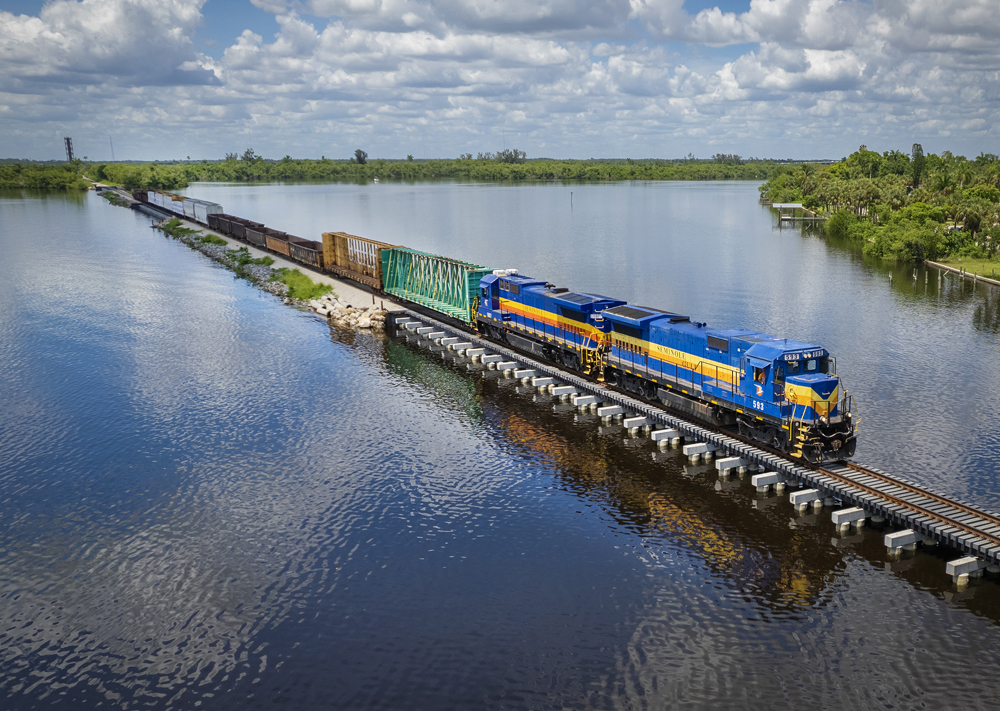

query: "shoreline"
(924, 259), (1000, 289)
(151, 215), (403, 334)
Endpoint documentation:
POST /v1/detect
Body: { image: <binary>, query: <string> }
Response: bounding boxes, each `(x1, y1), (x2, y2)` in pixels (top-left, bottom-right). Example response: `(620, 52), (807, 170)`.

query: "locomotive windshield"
(786, 356), (831, 375)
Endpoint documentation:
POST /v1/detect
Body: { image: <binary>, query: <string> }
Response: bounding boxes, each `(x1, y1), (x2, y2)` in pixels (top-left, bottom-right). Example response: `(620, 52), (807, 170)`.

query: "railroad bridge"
(389, 310), (1000, 588)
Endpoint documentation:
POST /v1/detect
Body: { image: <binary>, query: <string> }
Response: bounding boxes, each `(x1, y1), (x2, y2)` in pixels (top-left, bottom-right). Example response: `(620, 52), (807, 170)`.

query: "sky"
(0, 0), (998, 161)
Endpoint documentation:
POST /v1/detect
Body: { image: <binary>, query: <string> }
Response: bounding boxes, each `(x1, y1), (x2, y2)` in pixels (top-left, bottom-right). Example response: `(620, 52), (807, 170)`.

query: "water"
(1, 183), (999, 709)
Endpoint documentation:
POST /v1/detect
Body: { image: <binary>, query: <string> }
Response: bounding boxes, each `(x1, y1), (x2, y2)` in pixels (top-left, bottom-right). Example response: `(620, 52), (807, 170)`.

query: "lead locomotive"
(476, 270), (857, 463)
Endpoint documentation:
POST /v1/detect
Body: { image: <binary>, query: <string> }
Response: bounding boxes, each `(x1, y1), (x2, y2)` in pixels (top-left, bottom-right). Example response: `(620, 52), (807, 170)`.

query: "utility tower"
(64, 137), (74, 162)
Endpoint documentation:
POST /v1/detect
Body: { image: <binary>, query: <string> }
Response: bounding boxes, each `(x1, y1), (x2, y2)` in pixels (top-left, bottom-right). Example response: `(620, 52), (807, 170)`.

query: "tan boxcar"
(321, 232), (395, 290)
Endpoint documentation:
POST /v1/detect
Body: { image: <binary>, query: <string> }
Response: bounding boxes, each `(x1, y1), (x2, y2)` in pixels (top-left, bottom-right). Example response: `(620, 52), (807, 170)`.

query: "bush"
(198, 234), (227, 246)
(825, 210), (856, 240)
(863, 220), (940, 261)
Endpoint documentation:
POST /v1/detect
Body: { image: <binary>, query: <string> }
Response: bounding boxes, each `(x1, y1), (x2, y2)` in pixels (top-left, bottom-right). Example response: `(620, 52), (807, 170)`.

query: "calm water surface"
(2, 183), (999, 709)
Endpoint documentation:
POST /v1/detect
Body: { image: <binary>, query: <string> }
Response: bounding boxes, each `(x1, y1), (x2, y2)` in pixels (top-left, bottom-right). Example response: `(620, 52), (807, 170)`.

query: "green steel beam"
(381, 247), (492, 323)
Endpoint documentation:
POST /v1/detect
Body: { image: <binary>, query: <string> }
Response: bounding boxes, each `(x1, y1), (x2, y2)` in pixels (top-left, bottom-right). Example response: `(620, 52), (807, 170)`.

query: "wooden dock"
(768, 202), (825, 223)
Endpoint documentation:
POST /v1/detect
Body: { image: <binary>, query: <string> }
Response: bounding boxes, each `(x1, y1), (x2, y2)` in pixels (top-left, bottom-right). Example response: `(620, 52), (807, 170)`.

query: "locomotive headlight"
(819, 415), (829, 425)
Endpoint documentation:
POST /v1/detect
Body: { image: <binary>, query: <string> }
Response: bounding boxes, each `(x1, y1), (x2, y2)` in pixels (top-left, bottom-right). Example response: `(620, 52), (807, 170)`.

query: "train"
(130, 188), (858, 463)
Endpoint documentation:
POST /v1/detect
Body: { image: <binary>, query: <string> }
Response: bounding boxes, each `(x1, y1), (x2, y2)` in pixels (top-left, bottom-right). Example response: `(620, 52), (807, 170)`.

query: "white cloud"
(0, 0), (998, 159)
(0, 0), (218, 90)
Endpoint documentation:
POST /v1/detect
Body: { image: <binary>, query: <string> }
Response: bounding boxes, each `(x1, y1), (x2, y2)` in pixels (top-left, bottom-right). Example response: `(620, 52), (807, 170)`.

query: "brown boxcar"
(131, 189), (148, 203)
(321, 232), (395, 290)
(289, 238), (324, 269)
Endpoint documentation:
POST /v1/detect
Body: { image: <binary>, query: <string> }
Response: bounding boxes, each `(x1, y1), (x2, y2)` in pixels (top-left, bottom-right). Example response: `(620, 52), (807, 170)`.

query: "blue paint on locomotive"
(603, 305), (840, 424)
(478, 272), (625, 350)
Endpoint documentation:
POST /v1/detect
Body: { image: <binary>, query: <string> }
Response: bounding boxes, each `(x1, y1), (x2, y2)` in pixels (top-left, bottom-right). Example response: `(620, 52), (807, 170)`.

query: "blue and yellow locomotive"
(477, 271), (857, 463)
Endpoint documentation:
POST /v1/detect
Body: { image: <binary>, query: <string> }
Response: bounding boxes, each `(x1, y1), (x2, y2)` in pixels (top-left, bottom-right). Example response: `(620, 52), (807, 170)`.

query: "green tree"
(912, 143), (925, 188)
(354, 149), (368, 165)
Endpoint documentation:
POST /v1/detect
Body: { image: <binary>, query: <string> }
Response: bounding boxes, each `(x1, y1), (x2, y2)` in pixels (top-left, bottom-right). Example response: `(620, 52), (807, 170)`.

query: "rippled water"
(2, 185), (1000, 710)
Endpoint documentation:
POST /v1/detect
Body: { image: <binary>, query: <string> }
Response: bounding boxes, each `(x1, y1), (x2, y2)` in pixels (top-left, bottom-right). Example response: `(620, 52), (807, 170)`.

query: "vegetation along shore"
(760, 145), (1000, 275)
(5, 152), (795, 191)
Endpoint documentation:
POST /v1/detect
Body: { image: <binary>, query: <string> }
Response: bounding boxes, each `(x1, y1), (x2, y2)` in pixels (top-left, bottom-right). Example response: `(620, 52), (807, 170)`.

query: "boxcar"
(321, 232), (394, 290)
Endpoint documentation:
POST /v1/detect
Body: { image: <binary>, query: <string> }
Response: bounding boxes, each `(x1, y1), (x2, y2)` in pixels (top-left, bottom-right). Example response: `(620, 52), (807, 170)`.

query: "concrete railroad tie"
(622, 416), (649, 430)
(514, 369), (537, 381)
(831, 507), (866, 531)
(682, 442), (718, 460)
(498, 361), (519, 372)
(789, 488), (823, 511)
(716, 456), (749, 474)
(466, 348), (486, 359)
(946, 557), (988, 585)
(551, 385), (577, 397)
(416, 326), (435, 334)
(884, 529), (923, 555)
(481, 354), (503, 365)
(427, 332), (446, 340)
(450, 342), (473, 352)
(572, 395), (599, 407)
(440, 337), (460, 346)
(751, 472), (784, 493)
(403, 322), (421, 331)
(597, 405), (624, 418)
(651, 428), (681, 446)
(531, 377), (556, 388)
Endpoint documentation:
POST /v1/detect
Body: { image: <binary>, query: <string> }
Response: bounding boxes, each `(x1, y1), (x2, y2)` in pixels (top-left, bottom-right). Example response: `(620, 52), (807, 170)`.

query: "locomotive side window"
(774, 365), (785, 382)
(805, 359), (817, 372)
(787, 361), (801, 375)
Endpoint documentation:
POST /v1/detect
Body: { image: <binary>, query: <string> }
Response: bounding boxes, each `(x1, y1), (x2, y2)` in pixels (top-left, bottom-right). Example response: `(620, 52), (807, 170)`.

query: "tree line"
(759, 145), (1000, 263)
(0, 162), (90, 190)
(83, 151), (791, 190)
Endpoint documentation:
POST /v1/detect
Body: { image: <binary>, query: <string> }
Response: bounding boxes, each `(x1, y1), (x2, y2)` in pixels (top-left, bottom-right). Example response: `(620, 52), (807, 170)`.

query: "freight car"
(475, 271), (857, 463)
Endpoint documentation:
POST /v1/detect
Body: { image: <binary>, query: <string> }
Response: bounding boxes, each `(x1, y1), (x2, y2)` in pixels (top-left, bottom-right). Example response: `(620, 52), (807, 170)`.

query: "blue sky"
(1, 1), (997, 161)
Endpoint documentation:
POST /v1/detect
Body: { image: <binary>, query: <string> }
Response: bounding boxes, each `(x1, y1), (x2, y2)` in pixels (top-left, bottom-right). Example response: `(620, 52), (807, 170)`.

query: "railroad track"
(817, 461), (1000, 549)
(393, 310), (1000, 571)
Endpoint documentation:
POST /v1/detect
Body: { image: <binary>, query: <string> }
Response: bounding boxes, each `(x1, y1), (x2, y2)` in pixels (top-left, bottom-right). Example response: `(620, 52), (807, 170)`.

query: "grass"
(160, 218), (201, 238)
(269, 267), (332, 300)
(224, 246), (273, 269)
(100, 191), (128, 207)
(198, 234), (228, 246)
(935, 257), (1000, 280)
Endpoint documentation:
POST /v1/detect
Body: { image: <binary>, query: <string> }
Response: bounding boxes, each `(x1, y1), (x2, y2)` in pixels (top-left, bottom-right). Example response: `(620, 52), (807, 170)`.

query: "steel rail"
(814, 463), (1000, 547)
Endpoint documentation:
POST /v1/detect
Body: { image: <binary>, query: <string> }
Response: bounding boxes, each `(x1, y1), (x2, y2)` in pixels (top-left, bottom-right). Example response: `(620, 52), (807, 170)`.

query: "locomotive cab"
(760, 347), (857, 462)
